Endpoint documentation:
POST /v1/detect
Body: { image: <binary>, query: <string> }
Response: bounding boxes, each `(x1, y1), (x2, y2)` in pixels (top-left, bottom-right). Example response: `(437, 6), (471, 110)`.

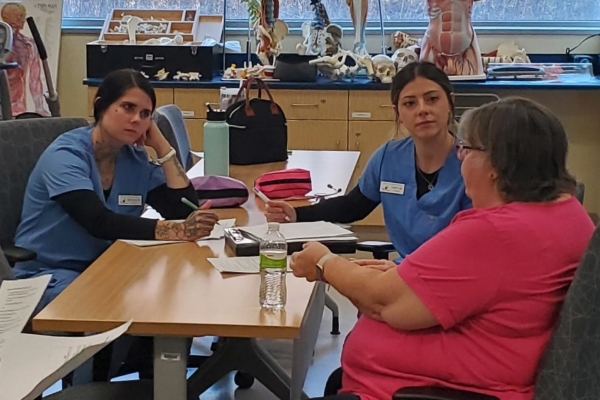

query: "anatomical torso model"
(420, 0), (484, 76)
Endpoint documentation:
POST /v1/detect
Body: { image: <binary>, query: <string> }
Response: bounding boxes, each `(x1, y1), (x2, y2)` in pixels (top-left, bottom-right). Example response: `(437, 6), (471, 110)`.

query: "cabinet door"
(174, 89), (220, 119)
(348, 121), (397, 226)
(271, 89), (348, 120)
(349, 90), (395, 121)
(287, 120), (348, 150)
(184, 118), (205, 151)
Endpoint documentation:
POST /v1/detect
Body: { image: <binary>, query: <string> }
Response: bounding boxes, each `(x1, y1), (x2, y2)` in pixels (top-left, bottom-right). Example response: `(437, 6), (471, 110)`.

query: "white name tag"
(380, 181), (405, 195)
(118, 195), (142, 206)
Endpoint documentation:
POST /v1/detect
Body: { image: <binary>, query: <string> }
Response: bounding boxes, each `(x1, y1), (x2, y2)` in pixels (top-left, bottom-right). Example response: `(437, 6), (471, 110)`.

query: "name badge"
(118, 195), (142, 206)
(380, 181), (405, 195)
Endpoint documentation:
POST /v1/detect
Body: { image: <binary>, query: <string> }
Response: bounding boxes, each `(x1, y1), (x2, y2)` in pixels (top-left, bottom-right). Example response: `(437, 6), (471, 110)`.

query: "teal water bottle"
(203, 104), (229, 176)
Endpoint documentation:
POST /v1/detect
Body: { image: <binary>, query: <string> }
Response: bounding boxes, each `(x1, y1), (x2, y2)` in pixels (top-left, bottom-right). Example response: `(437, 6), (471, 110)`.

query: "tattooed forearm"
(155, 211), (215, 241)
(165, 156), (190, 183)
(155, 220), (184, 240)
(160, 154), (190, 189)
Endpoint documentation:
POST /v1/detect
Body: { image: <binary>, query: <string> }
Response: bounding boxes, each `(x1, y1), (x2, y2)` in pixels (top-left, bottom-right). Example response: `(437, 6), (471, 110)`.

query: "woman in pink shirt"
(290, 97), (594, 400)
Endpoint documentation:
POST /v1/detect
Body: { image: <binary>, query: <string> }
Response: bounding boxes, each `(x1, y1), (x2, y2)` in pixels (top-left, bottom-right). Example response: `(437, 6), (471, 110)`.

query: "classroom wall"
(56, 31), (600, 213)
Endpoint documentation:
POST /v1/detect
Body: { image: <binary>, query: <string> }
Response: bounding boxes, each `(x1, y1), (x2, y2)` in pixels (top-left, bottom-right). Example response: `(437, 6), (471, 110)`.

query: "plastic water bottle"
(259, 222), (287, 309)
(203, 104), (229, 176)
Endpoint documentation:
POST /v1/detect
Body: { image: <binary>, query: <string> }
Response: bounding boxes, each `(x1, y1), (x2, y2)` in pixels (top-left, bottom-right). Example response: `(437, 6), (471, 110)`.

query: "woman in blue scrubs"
(267, 61), (471, 261)
(13, 69), (219, 314)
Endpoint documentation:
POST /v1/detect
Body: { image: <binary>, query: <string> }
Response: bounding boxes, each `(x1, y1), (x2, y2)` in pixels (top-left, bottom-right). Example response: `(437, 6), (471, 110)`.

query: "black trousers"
(324, 367), (344, 395)
(311, 395), (360, 400)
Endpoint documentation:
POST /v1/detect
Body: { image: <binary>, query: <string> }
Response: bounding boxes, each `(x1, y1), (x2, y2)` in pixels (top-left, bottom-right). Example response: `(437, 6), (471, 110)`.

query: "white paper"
(239, 221), (355, 241)
(198, 218), (237, 242)
(0, 275), (51, 334)
(287, 235), (358, 243)
(119, 239), (184, 247)
(190, 150), (204, 158)
(0, 320), (132, 400)
(208, 256), (292, 274)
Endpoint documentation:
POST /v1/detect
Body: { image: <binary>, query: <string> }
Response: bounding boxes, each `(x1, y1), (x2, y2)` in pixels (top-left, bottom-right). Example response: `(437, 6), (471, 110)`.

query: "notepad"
(208, 256), (292, 274)
(238, 221), (355, 241)
(121, 218), (236, 247)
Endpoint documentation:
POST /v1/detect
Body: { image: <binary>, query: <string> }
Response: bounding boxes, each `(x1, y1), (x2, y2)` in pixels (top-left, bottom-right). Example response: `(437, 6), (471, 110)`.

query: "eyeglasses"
(456, 141), (486, 160)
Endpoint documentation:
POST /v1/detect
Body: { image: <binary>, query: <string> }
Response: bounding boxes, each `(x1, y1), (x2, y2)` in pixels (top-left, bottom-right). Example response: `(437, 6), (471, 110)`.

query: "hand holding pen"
(254, 187), (295, 223)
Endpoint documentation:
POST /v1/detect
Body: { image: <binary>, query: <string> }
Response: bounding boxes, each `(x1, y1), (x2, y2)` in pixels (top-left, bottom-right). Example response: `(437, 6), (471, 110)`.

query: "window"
(64, 0), (600, 24)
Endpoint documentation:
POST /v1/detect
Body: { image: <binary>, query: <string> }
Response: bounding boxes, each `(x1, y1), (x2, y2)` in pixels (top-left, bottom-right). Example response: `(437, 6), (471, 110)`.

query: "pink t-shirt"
(341, 197), (594, 400)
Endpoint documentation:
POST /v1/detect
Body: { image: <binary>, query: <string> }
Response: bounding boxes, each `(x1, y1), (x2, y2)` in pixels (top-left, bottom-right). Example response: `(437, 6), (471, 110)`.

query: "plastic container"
(259, 222), (287, 309)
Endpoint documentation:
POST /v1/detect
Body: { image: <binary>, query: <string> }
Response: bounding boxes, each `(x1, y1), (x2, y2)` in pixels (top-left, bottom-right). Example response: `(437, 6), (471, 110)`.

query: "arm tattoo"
(164, 156), (190, 183)
(183, 215), (202, 239)
(155, 214), (206, 240)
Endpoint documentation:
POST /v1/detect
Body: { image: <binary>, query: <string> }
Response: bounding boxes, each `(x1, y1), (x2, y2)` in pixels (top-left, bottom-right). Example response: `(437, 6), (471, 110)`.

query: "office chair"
(153, 104), (195, 171)
(393, 220), (600, 400)
(0, 245), (13, 284)
(0, 117), (89, 265)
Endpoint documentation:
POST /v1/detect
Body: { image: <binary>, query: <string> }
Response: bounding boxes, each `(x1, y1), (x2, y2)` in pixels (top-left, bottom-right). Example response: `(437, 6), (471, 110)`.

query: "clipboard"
(224, 228), (358, 256)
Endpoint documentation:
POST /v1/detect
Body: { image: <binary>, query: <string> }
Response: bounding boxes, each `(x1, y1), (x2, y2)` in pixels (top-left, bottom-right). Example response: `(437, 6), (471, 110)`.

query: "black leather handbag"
(225, 78), (288, 165)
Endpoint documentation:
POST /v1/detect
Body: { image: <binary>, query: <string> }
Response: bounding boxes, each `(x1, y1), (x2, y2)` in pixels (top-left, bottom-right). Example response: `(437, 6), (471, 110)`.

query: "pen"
(180, 197), (221, 225)
(253, 187), (290, 222)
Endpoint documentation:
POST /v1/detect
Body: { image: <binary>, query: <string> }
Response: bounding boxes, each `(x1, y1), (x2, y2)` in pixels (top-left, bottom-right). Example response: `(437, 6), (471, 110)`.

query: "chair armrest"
(393, 387), (499, 400)
(356, 241), (396, 260)
(3, 245), (36, 266)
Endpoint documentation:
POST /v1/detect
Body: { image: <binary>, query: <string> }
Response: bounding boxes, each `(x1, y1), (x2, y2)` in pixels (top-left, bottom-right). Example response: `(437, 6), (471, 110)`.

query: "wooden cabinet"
(348, 120), (396, 226)
(173, 88), (219, 119)
(184, 118), (205, 151)
(272, 89), (348, 120)
(287, 120), (347, 151)
(349, 91), (395, 121)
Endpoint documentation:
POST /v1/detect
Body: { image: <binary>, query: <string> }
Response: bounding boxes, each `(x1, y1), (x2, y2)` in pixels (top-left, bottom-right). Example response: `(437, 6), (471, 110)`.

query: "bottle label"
(260, 254), (287, 269)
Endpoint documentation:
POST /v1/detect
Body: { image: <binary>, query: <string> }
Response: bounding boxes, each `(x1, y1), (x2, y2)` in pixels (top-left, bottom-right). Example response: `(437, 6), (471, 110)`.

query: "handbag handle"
(243, 78), (280, 117)
(231, 77), (255, 104)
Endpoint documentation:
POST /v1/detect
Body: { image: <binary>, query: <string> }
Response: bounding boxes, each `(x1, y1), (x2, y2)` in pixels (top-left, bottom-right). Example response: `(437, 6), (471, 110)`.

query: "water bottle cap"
(267, 222), (280, 231)
(207, 109), (226, 121)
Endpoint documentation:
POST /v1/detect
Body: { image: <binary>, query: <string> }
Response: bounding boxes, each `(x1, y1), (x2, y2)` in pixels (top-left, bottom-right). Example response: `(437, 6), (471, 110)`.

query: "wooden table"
(33, 150), (360, 400)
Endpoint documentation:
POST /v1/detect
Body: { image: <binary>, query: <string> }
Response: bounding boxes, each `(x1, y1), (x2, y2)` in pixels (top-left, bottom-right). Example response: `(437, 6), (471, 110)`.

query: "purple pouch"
(191, 176), (249, 208)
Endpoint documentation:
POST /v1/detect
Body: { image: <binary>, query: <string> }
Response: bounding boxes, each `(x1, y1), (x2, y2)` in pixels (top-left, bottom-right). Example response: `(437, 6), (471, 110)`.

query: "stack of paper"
(0, 275), (51, 334)
(120, 218), (237, 247)
(0, 276), (132, 400)
(207, 256), (292, 274)
(238, 221), (357, 243)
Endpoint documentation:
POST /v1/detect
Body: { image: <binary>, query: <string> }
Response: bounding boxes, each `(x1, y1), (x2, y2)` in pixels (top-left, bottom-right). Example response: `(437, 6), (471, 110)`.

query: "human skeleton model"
(255, 0), (288, 65)
(345, 0), (368, 55)
(1, 3), (46, 116)
(297, 0), (342, 56)
(420, 0), (484, 76)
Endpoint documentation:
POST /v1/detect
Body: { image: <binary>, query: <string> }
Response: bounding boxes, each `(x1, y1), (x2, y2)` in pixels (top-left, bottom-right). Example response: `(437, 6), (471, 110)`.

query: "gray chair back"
(534, 222), (600, 399)
(0, 117), (89, 248)
(0, 245), (13, 283)
(153, 104), (194, 171)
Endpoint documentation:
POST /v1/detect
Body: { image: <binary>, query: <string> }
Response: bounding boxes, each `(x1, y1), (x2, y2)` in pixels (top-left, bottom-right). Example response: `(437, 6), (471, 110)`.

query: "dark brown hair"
(460, 96), (576, 202)
(93, 69), (156, 123)
(390, 61), (456, 137)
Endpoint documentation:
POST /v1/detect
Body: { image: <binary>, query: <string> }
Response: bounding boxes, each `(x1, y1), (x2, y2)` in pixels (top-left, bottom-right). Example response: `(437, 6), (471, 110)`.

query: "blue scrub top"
(359, 137), (471, 260)
(14, 125), (166, 273)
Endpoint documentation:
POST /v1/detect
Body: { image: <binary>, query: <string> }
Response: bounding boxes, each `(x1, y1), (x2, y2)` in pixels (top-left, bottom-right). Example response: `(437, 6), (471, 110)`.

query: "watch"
(316, 253), (337, 283)
(156, 147), (177, 165)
